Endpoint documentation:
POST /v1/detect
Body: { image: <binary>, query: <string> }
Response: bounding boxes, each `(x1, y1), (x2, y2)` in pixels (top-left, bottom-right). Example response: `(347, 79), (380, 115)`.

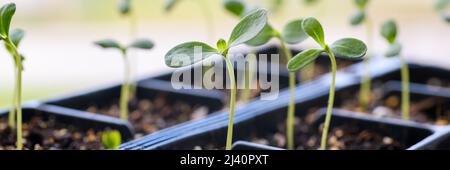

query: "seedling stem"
(320, 45), (337, 150)
(401, 57), (410, 120)
(120, 50), (131, 120)
(223, 49), (237, 150)
(278, 37), (296, 150)
(6, 38), (23, 150)
(359, 17), (373, 110)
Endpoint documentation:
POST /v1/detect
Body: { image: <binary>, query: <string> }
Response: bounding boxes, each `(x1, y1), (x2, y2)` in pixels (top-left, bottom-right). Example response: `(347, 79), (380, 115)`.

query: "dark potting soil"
(194, 111), (405, 150)
(0, 116), (104, 150)
(85, 93), (211, 139)
(426, 77), (450, 89)
(338, 85), (449, 126)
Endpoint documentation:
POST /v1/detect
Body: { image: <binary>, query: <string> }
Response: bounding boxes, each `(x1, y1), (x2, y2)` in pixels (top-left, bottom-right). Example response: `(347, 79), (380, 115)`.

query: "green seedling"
(164, 0), (215, 41)
(94, 38), (154, 120)
(380, 20), (409, 120)
(1, 3), (26, 150)
(117, 0), (140, 100)
(225, 0), (309, 150)
(102, 130), (122, 150)
(165, 9), (268, 150)
(434, 0), (450, 23)
(350, 0), (372, 111)
(288, 17), (367, 150)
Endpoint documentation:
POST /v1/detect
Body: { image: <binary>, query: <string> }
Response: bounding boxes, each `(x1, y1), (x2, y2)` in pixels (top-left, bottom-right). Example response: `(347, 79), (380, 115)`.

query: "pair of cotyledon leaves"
(165, 8), (367, 73)
(165, 8), (268, 68)
(94, 39), (154, 53)
(287, 17), (367, 71)
(381, 20), (402, 57)
(1, 3), (26, 66)
(350, 0), (370, 26)
(223, 0), (308, 46)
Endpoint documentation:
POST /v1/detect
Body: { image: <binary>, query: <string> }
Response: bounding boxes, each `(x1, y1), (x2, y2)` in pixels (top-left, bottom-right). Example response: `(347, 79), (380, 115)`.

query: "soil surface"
(194, 111), (405, 150)
(0, 116), (104, 150)
(85, 93), (211, 139)
(338, 84), (449, 125)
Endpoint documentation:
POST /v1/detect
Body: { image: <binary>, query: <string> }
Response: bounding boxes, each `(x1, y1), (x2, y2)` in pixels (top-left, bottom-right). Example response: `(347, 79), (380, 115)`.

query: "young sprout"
(165, 9), (268, 150)
(350, 0), (372, 111)
(225, 0), (310, 150)
(381, 20), (409, 120)
(94, 38), (154, 120)
(288, 17), (367, 150)
(434, 0), (450, 23)
(1, 3), (26, 150)
(102, 130), (122, 150)
(117, 0), (141, 99)
(225, 0), (309, 150)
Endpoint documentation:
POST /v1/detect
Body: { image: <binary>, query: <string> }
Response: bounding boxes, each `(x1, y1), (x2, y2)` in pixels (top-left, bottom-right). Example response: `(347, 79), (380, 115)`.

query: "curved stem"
(6, 38), (23, 150)
(279, 37), (296, 150)
(359, 17), (373, 111)
(224, 51), (236, 150)
(321, 45), (337, 150)
(400, 56), (410, 120)
(120, 51), (130, 120)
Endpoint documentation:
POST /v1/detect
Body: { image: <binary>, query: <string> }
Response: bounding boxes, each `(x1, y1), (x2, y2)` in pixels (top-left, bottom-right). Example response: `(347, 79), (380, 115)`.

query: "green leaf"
(129, 38), (154, 50)
(381, 20), (397, 44)
(102, 130), (122, 150)
(0, 3), (16, 39)
(164, 0), (179, 12)
(384, 43), (402, 57)
(435, 0), (449, 11)
(94, 39), (122, 50)
(350, 11), (366, 26)
(10, 28), (24, 47)
(223, 0), (245, 17)
(216, 38), (227, 51)
(245, 24), (276, 46)
(302, 17), (326, 47)
(118, 0), (131, 15)
(165, 41), (219, 68)
(287, 49), (323, 71)
(330, 38), (367, 59)
(354, 0), (369, 9)
(282, 19), (308, 44)
(228, 8), (268, 47)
